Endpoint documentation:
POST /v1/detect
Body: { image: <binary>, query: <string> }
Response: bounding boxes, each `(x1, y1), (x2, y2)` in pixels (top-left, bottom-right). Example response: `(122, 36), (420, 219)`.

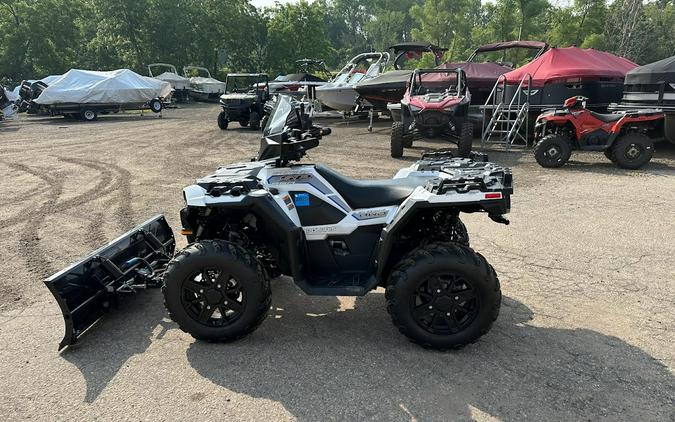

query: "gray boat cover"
(35, 69), (172, 105)
(625, 55), (675, 85)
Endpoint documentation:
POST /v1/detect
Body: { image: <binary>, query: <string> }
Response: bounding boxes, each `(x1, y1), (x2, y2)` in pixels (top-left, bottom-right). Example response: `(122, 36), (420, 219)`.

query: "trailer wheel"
(149, 98), (162, 113)
(163, 240), (271, 342)
(217, 111), (228, 130)
(81, 109), (98, 122)
(611, 132), (654, 169)
(391, 121), (405, 158)
(457, 121), (473, 158)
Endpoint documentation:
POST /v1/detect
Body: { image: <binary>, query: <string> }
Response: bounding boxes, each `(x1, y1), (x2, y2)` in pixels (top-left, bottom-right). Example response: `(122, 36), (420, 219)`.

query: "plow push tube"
(44, 215), (175, 350)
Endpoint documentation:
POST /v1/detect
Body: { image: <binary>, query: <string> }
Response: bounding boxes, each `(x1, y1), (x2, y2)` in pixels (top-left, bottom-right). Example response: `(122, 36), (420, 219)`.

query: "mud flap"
(44, 215), (175, 350)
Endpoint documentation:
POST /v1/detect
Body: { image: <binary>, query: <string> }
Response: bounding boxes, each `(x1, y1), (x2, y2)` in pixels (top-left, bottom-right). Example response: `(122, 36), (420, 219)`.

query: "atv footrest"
(44, 215), (175, 350)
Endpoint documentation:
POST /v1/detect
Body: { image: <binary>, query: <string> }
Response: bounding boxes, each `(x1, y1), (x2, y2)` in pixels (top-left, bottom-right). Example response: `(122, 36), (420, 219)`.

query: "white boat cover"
(154, 71), (190, 90)
(35, 69), (172, 105)
(5, 86), (18, 102)
(190, 76), (226, 93)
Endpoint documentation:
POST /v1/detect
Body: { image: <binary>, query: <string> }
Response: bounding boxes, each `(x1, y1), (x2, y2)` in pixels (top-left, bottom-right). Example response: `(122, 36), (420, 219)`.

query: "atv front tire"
(249, 111), (261, 130)
(611, 133), (654, 169)
(391, 121), (405, 158)
(386, 242), (501, 350)
(457, 121), (473, 158)
(534, 134), (571, 168)
(163, 240), (271, 342)
(217, 111), (228, 130)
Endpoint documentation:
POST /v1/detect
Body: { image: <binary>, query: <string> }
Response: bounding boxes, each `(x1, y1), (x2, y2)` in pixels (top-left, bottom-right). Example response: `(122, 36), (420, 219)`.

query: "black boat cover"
(275, 72), (326, 83)
(625, 55), (675, 85)
(388, 42), (447, 53)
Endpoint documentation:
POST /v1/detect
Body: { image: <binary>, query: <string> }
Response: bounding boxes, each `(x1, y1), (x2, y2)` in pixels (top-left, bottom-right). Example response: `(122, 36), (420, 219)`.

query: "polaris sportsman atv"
(218, 73), (269, 130)
(534, 96), (664, 169)
(388, 68), (473, 158)
(45, 95), (513, 351)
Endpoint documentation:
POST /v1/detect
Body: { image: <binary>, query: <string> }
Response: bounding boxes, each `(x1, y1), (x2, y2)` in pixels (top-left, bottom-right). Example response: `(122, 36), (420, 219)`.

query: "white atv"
(45, 95), (513, 351)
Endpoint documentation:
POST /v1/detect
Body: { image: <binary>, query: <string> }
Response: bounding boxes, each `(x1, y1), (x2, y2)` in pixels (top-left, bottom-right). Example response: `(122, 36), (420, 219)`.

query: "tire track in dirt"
(0, 158), (114, 232)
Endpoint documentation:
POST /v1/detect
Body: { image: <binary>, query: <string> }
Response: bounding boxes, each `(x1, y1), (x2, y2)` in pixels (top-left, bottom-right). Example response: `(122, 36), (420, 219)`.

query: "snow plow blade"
(44, 215), (175, 350)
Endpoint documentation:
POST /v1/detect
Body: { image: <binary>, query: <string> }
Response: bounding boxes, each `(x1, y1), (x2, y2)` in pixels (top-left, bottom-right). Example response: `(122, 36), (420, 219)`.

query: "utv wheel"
(163, 240), (271, 342)
(611, 133), (654, 169)
(404, 135), (413, 148)
(457, 121), (473, 158)
(217, 111), (228, 130)
(386, 242), (501, 350)
(534, 134), (571, 168)
(149, 98), (162, 113)
(391, 121), (405, 158)
(249, 111), (261, 130)
(81, 109), (98, 122)
(603, 149), (616, 163)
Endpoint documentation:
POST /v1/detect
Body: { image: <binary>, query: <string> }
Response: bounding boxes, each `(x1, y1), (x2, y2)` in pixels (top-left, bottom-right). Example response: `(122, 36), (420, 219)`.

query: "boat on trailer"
(611, 55), (675, 143)
(183, 66), (227, 102)
(315, 51), (390, 112)
(149, 63), (191, 103)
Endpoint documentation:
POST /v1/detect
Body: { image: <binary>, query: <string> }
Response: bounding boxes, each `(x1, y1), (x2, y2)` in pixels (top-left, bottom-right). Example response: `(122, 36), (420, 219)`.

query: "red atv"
(533, 96), (664, 169)
(388, 68), (472, 158)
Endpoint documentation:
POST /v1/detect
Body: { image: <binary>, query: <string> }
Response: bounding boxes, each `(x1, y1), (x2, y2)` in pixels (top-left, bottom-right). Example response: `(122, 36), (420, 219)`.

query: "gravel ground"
(0, 104), (673, 421)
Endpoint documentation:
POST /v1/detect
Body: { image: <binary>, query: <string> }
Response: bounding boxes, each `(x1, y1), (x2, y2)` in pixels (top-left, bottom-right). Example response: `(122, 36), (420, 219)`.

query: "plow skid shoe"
(44, 215), (175, 350)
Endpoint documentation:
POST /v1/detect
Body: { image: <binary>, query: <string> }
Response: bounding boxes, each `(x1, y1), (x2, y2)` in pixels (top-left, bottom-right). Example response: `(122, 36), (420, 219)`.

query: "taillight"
(484, 193), (502, 200)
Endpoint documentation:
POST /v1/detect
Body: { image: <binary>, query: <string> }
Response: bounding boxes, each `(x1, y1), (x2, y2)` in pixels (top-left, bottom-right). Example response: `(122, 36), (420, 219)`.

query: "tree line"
(1, 0), (673, 86)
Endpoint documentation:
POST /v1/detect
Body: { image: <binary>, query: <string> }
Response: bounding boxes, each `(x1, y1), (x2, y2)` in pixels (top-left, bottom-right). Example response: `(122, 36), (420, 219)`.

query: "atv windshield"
(412, 71), (461, 96)
(264, 95), (294, 137)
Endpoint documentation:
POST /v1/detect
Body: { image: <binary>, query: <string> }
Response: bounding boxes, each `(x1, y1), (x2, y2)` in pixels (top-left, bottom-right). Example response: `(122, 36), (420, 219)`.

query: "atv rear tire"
(249, 111), (261, 130)
(386, 242), (501, 350)
(611, 133), (654, 169)
(457, 121), (473, 158)
(603, 149), (616, 163)
(217, 111), (228, 130)
(391, 122), (405, 158)
(534, 134), (571, 168)
(163, 240), (271, 342)
(404, 135), (413, 148)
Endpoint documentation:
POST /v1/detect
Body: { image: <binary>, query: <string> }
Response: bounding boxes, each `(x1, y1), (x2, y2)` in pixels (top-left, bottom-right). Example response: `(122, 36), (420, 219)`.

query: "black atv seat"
(590, 111), (623, 123)
(315, 164), (430, 209)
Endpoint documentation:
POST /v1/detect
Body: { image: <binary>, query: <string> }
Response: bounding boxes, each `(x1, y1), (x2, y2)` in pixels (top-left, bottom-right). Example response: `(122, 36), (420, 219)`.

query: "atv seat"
(590, 111), (623, 123)
(315, 164), (429, 209)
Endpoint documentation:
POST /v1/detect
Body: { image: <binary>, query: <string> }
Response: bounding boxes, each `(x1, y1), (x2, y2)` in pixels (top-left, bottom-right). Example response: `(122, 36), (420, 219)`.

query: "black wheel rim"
(180, 268), (246, 327)
(623, 143), (643, 161)
(411, 273), (479, 335)
(543, 145), (561, 162)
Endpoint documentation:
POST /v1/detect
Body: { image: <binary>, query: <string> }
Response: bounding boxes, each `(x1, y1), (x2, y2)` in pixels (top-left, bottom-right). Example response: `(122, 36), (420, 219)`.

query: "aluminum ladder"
(481, 73), (533, 149)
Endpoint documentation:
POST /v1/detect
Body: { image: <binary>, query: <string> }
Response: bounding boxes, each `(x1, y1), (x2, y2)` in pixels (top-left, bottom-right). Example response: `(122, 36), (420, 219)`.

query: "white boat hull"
(315, 85), (360, 111)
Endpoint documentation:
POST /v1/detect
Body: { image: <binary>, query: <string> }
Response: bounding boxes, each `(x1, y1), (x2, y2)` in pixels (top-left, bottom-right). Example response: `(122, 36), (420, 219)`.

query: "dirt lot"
(0, 104), (673, 421)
